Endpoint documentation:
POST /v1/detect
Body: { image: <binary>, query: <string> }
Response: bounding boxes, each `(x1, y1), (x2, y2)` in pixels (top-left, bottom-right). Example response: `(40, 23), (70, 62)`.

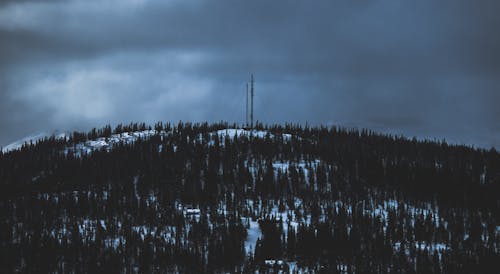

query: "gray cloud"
(1, 0), (499, 149)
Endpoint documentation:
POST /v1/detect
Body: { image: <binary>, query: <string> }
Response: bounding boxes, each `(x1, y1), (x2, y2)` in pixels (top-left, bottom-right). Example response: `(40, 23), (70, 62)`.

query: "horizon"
(1, 0), (499, 149)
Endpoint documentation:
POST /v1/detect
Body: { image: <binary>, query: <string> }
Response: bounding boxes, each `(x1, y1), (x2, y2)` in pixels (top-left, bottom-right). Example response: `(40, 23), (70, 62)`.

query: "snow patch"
(243, 218), (262, 256)
(2, 132), (68, 153)
(65, 129), (162, 156)
(214, 129), (293, 141)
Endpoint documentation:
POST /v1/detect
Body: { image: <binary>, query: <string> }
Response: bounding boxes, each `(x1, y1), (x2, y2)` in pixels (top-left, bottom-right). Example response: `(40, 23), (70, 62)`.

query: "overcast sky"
(1, 0), (499, 149)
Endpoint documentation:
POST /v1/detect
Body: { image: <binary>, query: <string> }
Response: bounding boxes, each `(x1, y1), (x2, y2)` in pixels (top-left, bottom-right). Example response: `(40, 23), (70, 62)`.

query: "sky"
(1, 0), (499, 149)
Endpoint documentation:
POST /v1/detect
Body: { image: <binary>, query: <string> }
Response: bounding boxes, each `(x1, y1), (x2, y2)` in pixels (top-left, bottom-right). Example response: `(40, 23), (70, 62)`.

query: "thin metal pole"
(246, 83), (249, 128)
(251, 74), (254, 129)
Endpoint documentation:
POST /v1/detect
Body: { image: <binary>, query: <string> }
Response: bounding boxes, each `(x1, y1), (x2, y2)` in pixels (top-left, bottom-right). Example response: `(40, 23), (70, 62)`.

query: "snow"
(214, 129), (293, 141)
(265, 260), (284, 266)
(337, 264), (349, 274)
(356, 200), (441, 231)
(272, 160), (322, 186)
(78, 218), (109, 242)
(243, 218), (262, 256)
(2, 132), (67, 153)
(99, 220), (107, 230)
(273, 160), (321, 172)
(185, 208), (201, 215)
(66, 129), (163, 157)
(480, 171), (487, 185)
(64, 130), (167, 157)
(4, 128), (292, 155)
(269, 206), (300, 236)
(393, 241), (449, 252)
(131, 225), (177, 243)
(104, 237), (125, 250)
(272, 162), (291, 171)
(2, 129), (164, 155)
(288, 262), (298, 273)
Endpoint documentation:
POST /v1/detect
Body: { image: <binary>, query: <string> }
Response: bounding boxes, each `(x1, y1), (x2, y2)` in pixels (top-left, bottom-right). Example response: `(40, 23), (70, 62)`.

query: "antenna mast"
(250, 74), (254, 129)
(246, 83), (249, 128)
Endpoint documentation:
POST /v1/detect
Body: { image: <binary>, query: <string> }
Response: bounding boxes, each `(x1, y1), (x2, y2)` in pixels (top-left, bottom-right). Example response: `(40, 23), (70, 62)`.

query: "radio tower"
(250, 74), (254, 129)
(246, 83), (249, 128)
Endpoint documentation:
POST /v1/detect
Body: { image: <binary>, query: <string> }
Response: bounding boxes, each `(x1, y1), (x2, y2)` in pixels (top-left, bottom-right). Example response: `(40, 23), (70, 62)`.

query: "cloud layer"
(1, 0), (500, 148)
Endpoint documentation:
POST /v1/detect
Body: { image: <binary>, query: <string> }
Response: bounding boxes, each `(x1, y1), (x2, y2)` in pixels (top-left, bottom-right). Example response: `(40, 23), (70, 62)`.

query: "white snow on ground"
(287, 261), (298, 273)
(243, 217), (262, 256)
(337, 264), (349, 274)
(269, 206), (300, 236)
(132, 225), (177, 243)
(2, 130), (163, 155)
(4, 128), (291, 155)
(393, 241), (449, 252)
(2, 132), (68, 153)
(65, 130), (164, 156)
(104, 236), (126, 250)
(272, 160), (321, 171)
(214, 129), (293, 141)
(272, 162), (291, 172)
(359, 200), (441, 229)
(273, 159), (322, 186)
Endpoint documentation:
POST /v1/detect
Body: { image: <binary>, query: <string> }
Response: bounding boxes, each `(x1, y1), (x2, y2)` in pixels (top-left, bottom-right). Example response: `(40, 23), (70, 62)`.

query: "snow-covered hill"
(1, 129), (166, 155)
(3, 128), (296, 155)
(65, 130), (163, 156)
(2, 132), (68, 153)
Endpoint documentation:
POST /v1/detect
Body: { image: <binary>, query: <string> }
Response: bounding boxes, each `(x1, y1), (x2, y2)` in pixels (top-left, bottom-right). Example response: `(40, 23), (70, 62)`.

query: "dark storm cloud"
(1, 0), (500, 148)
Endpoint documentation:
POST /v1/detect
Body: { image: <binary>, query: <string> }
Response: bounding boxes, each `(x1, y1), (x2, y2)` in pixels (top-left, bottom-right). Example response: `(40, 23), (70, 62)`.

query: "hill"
(1, 122), (499, 273)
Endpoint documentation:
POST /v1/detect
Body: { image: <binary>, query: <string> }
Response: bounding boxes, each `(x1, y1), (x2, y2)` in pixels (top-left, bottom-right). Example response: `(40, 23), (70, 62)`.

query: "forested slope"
(1, 122), (499, 273)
